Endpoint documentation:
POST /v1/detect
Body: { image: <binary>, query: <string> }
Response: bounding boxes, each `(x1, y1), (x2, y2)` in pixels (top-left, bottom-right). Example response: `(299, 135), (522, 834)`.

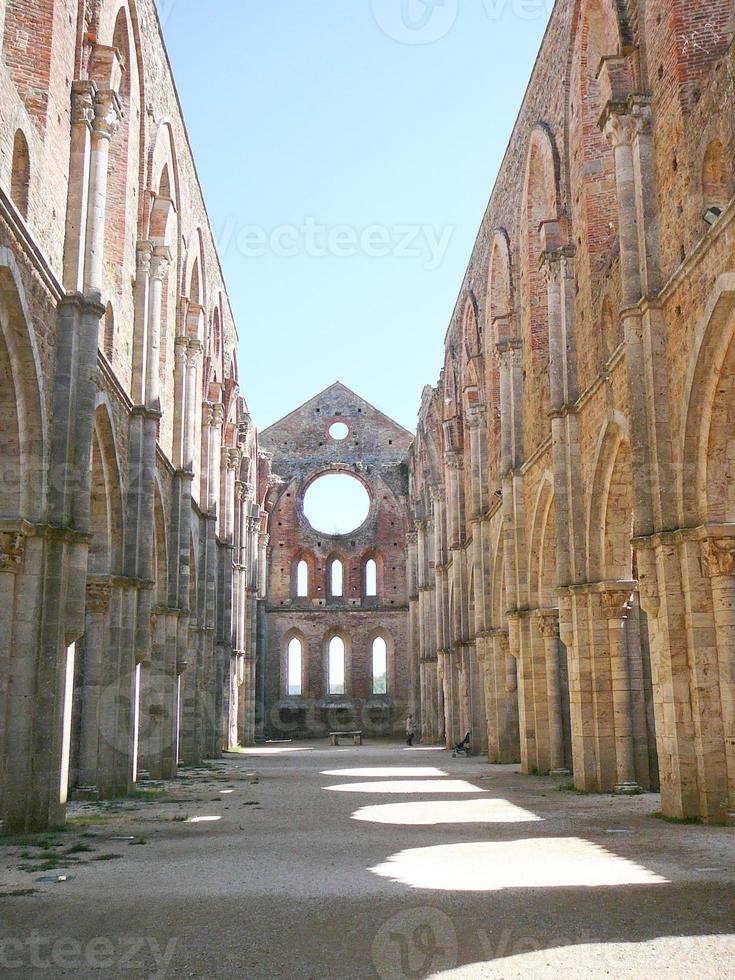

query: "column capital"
(174, 336), (189, 364)
(464, 402), (487, 430)
(0, 531), (25, 573)
(444, 450), (464, 471)
(602, 96), (652, 147)
(71, 80), (96, 127)
(136, 240), (154, 277)
(86, 581), (112, 611)
(429, 484), (446, 504)
(202, 402), (215, 427)
(540, 246), (575, 285)
(534, 607), (560, 639)
(187, 340), (204, 368)
(211, 402), (226, 427)
(495, 337), (523, 366)
(406, 530), (418, 546)
(702, 537), (735, 578)
(600, 588), (635, 620)
(150, 245), (172, 282)
(91, 88), (122, 141)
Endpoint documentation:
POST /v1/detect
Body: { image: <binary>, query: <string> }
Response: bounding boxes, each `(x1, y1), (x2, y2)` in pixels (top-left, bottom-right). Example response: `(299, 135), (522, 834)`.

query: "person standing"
(405, 714), (415, 747)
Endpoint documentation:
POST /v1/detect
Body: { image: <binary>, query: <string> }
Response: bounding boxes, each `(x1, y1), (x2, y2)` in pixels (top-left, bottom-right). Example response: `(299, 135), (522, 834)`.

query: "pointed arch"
(487, 228), (514, 341)
(528, 473), (556, 609)
(702, 139), (731, 213)
(569, 0), (623, 387)
(323, 630), (350, 696)
(283, 628), (307, 697)
(520, 125), (561, 445)
(586, 414), (633, 582)
(368, 630), (393, 695)
(10, 130), (30, 218)
(0, 253), (47, 521)
(90, 400), (125, 576)
(327, 553), (345, 598)
(153, 479), (169, 607)
(680, 276), (735, 526)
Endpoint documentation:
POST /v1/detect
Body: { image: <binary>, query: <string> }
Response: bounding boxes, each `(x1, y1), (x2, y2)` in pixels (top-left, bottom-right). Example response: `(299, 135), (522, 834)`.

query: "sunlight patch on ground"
(321, 767), (448, 778)
(325, 779), (485, 795)
(235, 747), (312, 756)
(186, 816), (222, 824)
(403, 746), (447, 752)
(429, 935), (735, 978)
(370, 838), (668, 891)
(352, 798), (541, 825)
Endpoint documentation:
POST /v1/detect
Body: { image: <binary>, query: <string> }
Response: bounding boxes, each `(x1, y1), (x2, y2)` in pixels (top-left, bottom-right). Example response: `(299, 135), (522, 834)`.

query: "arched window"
(296, 559), (309, 597)
(11, 130), (30, 217)
(102, 303), (115, 359)
(702, 139), (729, 212)
(372, 637), (387, 694)
(328, 636), (345, 695)
(287, 637), (302, 696)
(330, 558), (343, 597)
(365, 558), (377, 597)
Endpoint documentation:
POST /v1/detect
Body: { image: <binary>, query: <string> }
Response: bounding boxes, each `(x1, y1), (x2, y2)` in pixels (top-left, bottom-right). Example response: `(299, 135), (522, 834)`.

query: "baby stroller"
(452, 731), (471, 757)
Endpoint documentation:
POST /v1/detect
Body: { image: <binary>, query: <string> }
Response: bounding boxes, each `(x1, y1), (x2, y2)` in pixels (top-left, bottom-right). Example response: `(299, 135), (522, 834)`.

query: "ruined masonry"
(0, 0), (734, 832)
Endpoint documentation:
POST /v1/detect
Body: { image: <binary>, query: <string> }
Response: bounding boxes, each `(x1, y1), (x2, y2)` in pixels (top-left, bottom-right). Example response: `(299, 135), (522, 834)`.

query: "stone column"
(406, 529), (420, 722)
(534, 608), (568, 775)
(131, 242), (153, 405)
(184, 342), (202, 471)
(63, 81), (95, 292)
(172, 338), (188, 466)
(83, 86), (121, 295)
(144, 247), (171, 409)
(488, 628), (520, 763)
(76, 582), (112, 789)
(0, 531), (26, 819)
(601, 587), (640, 793)
(702, 536), (735, 817)
(495, 335), (523, 475)
(209, 403), (225, 522)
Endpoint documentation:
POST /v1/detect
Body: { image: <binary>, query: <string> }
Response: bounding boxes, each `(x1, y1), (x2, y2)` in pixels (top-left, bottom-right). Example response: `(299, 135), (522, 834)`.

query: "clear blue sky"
(156, 0), (552, 431)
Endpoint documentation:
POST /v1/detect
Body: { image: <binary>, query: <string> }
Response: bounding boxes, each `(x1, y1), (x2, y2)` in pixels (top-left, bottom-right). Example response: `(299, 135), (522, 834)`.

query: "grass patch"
(0, 835), (64, 849)
(17, 856), (79, 872)
(92, 853), (122, 862)
(64, 843), (95, 855)
(65, 815), (113, 830)
(126, 789), (167, 801)
(0, 889), (39, 898)
(652, 811), (703, 825)
(558, 782), (592, 795)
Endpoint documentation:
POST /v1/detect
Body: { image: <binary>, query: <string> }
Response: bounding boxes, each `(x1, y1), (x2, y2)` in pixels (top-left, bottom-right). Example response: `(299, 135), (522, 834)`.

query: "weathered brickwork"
(260, 383), (414, 739)
(0, 0), (263, 833)
(409, 0), (735, 823)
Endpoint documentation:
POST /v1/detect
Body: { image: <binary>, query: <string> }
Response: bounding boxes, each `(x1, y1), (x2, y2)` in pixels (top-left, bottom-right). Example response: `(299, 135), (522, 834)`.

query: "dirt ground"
(0, 742), (733, 979)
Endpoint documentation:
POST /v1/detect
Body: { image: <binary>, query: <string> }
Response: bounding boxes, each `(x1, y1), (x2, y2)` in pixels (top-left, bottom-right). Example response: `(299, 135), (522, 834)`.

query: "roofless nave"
(1, 0), (735, 841)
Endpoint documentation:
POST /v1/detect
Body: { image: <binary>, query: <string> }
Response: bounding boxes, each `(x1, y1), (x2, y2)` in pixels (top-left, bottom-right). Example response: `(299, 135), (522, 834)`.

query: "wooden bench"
(329, 731), (363, 746)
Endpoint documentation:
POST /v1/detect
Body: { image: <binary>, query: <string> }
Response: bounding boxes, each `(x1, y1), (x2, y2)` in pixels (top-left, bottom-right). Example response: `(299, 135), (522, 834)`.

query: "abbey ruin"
(1, 0), (734, 845)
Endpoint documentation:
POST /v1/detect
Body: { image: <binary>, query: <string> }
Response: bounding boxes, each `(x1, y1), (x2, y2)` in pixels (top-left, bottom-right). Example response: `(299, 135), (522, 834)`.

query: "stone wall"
(260, 382), (414, 739)
(409, 0), (735, 824)
(0, 0), (262, 833)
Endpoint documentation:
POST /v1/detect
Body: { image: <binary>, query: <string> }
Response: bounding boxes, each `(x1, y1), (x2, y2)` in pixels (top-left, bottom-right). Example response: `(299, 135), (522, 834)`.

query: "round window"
(329, 421), (350, 441)
(303, 472), (370, 535)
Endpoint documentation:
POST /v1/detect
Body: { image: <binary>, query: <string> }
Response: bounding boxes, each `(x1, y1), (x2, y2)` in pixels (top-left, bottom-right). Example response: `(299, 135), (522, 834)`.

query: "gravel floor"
(0, 742), (733, 979)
